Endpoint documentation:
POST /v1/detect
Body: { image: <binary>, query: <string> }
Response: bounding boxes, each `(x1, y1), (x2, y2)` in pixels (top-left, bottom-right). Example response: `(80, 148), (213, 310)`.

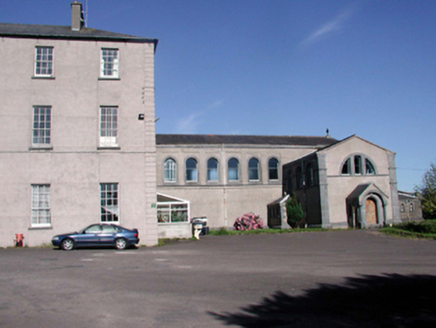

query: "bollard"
(14, 234), (24, 247)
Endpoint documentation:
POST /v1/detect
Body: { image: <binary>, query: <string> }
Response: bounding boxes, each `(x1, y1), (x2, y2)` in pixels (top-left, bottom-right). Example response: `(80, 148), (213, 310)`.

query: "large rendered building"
(0, 3), (158, 247)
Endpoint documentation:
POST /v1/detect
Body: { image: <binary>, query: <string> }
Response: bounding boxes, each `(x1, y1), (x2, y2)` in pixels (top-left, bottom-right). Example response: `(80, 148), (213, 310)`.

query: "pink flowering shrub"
(233, 213), (264, 231)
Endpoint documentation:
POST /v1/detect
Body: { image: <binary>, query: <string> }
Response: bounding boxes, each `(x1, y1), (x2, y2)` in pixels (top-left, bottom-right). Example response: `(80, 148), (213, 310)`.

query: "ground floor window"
(157, 193), (190, 223)
(100, 183), (119, 222)
(31, 184), (51, 227)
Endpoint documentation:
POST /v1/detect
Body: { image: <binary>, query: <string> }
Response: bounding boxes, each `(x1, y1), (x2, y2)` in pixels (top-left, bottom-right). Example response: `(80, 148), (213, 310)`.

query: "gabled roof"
(0, 23), (158, 45)
(156, 134), (338, 147)
(317, 134), (394, 154)
(347, 183), (389, 204)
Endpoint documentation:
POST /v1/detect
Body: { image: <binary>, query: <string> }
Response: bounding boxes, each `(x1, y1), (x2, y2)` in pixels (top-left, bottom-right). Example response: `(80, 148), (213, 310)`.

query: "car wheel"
(61, 238), (74, 251)
(115, 238), (127, 250)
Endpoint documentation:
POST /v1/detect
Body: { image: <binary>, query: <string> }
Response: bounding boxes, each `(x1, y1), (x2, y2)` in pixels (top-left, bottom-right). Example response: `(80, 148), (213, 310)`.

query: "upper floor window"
(306, 163), (314, 186)
(207, 158), (218, 182)
(31, 184), (51, 227)
(354, 156), (362, 175)
(228, 158), (239, 181)
(268, 158), (279, 181)
(341, 158), (350, 175)
(35, 46), (53, 77)
(186, 158), (198, 182)
(341, 155), (376, 176)
(296, 166), (303, 189)
(100, 106), (118, 147)
(164, 158), (177, 183)
(365, 159), (375, 175)
(248, 158), (260, 181)
(101, 49), (119, 78)
(100, 183), (119, 222)
(409, 202), (415, 212)
(32, 106), (51, 145)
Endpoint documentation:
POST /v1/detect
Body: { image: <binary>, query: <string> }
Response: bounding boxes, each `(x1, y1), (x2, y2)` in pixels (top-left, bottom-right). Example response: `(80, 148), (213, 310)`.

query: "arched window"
(268, 158), (279, 181)
(164, 158), (177, 182)
(354, 155), (362, 175)
(400, 203), (405, 213)
(248, 158), (259, 181)
(228, 158), (239, 181)
(365, 159), (375, 175)
(341, 155), (377, 176)
(341, 158), (350, 175)
(207, 158), (218, 182)
(186, 158), (197, 182)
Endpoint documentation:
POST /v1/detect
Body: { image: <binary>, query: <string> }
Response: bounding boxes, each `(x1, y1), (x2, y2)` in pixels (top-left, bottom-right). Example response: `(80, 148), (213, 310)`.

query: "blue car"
(52, 223), (139, 251)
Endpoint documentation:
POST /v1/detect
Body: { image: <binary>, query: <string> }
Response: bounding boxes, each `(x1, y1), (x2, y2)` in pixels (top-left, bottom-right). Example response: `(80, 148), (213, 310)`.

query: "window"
(157, 203), (189, 223)
(100, 183), (119, 222)
(366, 159), (375, 175)
(400, 203), (405, 213)
(100, 106), (118, 147)
(186, 158), (198, 182)
(32, 106), (51, 145)
(35, 47), (53, 76)
(296, 166), (303, 188)
(354, 156), (362, 175)
(31, 185), (51, 227)
(409, 202), (415, 212)
(341, 155), (376, 176)
(248, 158), (260, 181)
(101, 49), (119, 78)
(268, 158), (279, 181)
(341, 158), (350, 175)
(306, 163), (314, 186)
(207, 158), (218, 182)
(228, 158), (239, 181)
(164, 158), (177, 182)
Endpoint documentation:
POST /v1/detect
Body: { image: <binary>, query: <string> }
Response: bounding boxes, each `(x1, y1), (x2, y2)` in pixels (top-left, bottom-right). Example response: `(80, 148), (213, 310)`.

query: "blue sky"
(2, 0), (435, 191)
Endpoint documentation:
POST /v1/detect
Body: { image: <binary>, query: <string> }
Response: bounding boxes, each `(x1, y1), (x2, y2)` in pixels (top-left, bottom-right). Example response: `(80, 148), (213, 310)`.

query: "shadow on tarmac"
(209, 274), (436, 327)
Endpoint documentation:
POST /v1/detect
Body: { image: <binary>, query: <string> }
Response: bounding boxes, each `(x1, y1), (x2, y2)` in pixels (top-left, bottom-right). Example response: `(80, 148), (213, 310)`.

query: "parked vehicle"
(51, 224), (139, 251)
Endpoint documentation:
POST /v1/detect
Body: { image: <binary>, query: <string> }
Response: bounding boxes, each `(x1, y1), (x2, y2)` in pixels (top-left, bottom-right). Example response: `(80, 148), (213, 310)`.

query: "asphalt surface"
(1, 230), (436, 327)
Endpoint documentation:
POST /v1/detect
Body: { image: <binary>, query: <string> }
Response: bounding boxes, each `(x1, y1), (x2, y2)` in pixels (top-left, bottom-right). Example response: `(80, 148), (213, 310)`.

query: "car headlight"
(52, 237), (59, 240)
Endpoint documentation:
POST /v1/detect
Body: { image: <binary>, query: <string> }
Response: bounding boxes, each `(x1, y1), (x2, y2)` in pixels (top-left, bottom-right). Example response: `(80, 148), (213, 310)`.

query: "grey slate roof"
(156, 134), (338, 148)
(0, 23), (158, 45)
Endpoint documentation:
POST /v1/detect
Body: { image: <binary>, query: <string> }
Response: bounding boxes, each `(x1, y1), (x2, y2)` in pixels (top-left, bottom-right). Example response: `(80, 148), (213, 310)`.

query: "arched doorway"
(365, 198), (378, 225)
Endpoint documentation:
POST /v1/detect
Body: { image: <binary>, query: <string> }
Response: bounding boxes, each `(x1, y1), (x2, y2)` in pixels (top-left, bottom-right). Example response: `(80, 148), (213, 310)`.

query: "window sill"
(98, 77), (121, 81)
(32, 76), (55, 80)
(97, 146), (121, 150)
(29, 146), (53, 151)
(28, 226), (52, 230)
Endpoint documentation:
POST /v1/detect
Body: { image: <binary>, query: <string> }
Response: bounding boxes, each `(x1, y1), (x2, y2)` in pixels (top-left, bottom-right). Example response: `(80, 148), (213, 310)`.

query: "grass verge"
(379, 220), (436, 240)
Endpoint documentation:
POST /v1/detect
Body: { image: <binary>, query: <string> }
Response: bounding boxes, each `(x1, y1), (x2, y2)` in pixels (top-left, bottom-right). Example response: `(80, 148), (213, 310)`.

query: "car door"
(98, 224), (118, 245)
(75, 224), (102, 246)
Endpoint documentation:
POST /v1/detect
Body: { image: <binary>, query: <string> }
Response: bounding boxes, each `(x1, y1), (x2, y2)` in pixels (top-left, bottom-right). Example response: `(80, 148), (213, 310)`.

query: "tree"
(415, 163), (436, 220)
(286, 193), (304, 228)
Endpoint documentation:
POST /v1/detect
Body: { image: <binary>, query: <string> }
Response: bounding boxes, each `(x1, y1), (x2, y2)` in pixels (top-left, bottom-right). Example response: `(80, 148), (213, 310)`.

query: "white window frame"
(228, 158), (239, 182)
(186, 158), (198, 182)
(32, 106), (51, 146)
(100, 183), (119, 223)
(100, 48), (119, 78)
(31, 184), (51, 227)
(248, 158), (260, 181)
(207, 158), (219, 182)
(164, 158), (177, 183)
(99, 106), (118, 147)
(34, 46), (54, 77)
(268, 157), (279, 181)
